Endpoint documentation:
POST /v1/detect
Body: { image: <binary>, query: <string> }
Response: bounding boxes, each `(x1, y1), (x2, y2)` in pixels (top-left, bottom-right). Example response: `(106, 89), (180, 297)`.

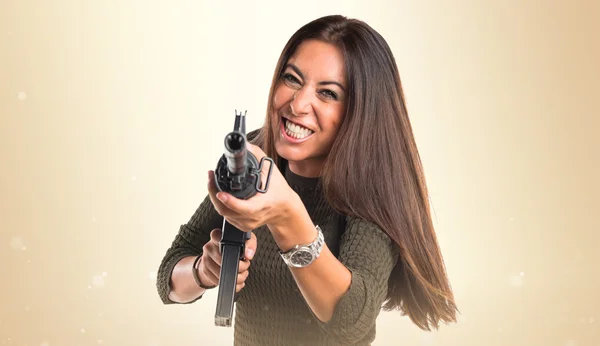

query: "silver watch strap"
(279, 225), (324, 263)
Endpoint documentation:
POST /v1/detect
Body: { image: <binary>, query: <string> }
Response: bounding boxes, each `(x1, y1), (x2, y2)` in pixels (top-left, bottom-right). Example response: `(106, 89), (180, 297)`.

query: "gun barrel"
(224, 132), (247, 175)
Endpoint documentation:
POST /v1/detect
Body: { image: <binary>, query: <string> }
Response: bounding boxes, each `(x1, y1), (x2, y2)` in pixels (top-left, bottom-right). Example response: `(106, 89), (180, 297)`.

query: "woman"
(157, 14), (458, 346)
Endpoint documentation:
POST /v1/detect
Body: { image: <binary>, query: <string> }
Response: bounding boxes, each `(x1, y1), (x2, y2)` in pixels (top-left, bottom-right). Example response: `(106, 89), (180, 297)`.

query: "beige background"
(1, 0), (598, 345)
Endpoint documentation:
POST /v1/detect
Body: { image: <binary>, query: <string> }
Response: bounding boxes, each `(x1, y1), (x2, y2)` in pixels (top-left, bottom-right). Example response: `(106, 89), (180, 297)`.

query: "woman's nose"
(290, 88), (312, 116)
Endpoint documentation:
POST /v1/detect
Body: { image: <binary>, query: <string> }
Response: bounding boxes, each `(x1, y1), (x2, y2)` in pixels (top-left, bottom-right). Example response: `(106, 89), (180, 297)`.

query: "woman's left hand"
(207, 143), (299, 232)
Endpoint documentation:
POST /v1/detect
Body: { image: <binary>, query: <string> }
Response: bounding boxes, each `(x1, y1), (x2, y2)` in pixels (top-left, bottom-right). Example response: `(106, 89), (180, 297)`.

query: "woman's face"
(271, 39), (347, 177)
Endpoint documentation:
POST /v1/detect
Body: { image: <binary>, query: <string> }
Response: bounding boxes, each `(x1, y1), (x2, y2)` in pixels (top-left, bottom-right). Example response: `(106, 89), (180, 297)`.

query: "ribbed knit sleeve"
(156, 194), (223, 304)
(313, 216), (399, 345)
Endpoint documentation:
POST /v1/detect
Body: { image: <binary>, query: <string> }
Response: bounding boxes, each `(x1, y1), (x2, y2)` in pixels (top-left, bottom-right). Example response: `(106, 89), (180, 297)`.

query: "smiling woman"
(273, 39), (347, 178)
(156, 14), (458, 346)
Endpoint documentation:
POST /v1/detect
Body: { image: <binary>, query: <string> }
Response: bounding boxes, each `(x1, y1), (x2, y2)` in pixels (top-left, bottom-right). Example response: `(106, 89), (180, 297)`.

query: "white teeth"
(284, 119), (313, 139)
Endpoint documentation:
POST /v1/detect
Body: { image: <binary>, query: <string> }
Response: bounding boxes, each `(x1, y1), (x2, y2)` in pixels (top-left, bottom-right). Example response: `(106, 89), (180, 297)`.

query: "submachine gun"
(212, 110), (274, 327)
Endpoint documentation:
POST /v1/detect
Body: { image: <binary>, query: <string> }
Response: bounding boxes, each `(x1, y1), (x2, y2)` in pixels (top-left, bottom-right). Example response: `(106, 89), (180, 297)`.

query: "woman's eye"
(283, 73), (300, 85)
(320, 89), (338, 100)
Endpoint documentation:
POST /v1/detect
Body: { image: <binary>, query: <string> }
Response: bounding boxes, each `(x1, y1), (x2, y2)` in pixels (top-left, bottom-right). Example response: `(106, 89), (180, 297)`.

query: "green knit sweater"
(156, 150), (399, 345)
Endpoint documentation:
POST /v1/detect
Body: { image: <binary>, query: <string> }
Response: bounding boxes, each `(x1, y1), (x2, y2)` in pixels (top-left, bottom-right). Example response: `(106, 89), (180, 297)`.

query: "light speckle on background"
(40, 342), (49, 346)
(565, 340), (576, 346)
(10, 237), (25, 250)
(588, 317), (595, 324)
(92, 275), (105, 287)
(510, 274), (523, 287)
(148, 271), (156, 281)
(131, 175), (137, 181)
(81, 328), (85, 333)
(17, 91), (27, 100)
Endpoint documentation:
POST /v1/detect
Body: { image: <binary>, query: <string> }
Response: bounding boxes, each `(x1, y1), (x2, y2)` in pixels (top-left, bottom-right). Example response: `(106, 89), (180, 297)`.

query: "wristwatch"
(279, 225), (324, 268)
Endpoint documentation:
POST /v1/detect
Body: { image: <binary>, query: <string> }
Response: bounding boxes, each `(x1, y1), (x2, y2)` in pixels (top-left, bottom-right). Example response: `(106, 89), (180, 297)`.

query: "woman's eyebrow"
(285, 63), (346, 91)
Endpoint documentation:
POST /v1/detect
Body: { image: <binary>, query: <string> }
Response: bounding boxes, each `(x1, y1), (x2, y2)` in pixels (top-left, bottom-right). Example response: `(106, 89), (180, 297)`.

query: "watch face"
(290, 249), (314, 267)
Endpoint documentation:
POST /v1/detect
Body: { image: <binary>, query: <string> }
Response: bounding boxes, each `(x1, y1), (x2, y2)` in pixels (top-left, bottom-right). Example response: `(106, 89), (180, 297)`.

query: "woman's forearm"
(168, 255), (208, 303)
(291, 245), (352, 322)
(268, 201), (352, 322)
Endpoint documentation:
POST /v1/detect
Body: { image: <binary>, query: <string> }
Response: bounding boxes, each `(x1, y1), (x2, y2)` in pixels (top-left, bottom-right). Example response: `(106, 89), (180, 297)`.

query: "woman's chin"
(275, 146), (304, 162)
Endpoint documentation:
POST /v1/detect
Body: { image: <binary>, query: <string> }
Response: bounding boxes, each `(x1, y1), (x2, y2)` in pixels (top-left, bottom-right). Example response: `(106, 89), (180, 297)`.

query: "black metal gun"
(212, 110), (274, 327)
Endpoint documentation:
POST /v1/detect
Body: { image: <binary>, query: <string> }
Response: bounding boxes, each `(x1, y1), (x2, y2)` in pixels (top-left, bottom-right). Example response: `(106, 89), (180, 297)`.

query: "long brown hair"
(252, 14), (458, 331)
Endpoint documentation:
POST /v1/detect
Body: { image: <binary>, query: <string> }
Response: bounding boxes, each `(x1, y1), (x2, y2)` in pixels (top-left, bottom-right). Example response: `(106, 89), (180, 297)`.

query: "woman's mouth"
(280, 117), (314, 142)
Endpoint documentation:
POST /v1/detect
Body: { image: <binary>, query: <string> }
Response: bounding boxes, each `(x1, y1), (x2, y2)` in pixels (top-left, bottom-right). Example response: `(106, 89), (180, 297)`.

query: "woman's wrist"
(268, 195), (318, 251)
(268, 190), (301, 228)
(192, 255), (217, 289)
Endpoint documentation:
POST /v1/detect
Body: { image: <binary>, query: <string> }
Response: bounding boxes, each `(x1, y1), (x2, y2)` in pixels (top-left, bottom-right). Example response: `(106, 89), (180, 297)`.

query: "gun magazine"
(214, 243), (242, 327)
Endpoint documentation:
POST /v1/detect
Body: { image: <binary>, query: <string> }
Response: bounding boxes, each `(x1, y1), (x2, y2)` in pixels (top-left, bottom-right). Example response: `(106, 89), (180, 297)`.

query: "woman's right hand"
(197, 228), (257, 293)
